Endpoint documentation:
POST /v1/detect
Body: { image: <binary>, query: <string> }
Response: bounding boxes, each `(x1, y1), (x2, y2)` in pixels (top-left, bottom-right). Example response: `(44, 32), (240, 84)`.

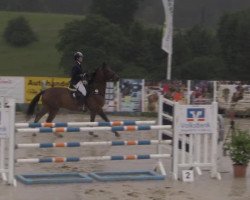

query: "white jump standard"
(158, 95), (221, 180)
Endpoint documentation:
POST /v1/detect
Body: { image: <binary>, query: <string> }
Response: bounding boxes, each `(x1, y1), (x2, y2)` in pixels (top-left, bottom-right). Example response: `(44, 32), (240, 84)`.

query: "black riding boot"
(78, 95), (87, 112)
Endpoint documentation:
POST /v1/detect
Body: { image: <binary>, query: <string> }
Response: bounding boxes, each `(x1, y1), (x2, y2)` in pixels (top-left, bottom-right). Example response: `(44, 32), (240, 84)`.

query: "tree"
(3, 16), (37, 47)
(172, 25), (222, 79)
(217, 9), (250, 80)
(185, 25), (219, 58)
(56, 15), (129, 74)
(90, 0), (141, 27)
(172, 29), (192, 77)
(176, 56), (225, 80)
(0, 0), (8, 9)
(57, 14), (167, 79)
(120, 22), (166, 79)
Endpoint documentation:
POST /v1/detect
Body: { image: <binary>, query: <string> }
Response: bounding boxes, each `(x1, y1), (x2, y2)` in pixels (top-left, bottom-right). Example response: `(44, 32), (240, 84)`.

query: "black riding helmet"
(74, 51), (83, 60)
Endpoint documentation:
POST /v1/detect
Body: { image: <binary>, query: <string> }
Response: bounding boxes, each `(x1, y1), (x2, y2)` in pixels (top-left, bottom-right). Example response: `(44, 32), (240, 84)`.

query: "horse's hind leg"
(89, 112), (98, 137)
(98, 110), (120, 137)
(32, 106), (48, 136)
(34, 106), (48, 123)
(46, 109), (62, 137)
(46, 109), (58, 123)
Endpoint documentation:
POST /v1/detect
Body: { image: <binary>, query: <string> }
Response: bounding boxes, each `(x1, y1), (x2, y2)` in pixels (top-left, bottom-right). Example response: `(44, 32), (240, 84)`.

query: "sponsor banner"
(144, 81), (161, 112)
(0, 76), (25, 103)
(25, 77), (70, 103)
(175, 104), (213, 134)
(25, 77), (52, 103)
(51, 77), (70, 88)
(119, 79), (143, 112)
(104, 82), (119, 112)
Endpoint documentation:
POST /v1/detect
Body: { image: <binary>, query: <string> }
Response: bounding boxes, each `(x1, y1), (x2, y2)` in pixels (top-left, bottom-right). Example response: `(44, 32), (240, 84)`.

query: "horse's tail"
(26, 91), (44, 117)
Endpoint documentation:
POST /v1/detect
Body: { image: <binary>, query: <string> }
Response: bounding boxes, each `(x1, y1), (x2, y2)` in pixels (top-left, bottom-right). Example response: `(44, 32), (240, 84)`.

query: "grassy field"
(0, 11), (84, 77)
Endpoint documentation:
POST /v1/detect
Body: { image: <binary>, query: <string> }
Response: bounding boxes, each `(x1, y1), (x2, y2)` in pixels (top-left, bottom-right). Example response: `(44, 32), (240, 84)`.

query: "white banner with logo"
(0, 76), (25, 103)
(175, 104), (213, 134)
(162, 0), (174, 54)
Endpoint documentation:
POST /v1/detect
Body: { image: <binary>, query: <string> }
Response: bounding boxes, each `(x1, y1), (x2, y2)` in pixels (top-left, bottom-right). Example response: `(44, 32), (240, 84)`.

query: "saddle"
(68, 86), (87, 112)
(68, 85), (85, 102)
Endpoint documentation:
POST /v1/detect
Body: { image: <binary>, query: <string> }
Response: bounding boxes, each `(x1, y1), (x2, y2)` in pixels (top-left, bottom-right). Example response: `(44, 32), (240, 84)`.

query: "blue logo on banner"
(187, 108), (205, 122)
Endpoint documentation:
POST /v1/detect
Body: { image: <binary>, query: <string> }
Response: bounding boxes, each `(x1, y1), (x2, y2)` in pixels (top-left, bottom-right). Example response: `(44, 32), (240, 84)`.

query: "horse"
(26, 63), (120, 137)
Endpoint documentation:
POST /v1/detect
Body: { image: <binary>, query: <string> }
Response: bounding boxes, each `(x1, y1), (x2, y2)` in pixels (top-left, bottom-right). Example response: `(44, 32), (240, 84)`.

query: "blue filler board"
(16, 173), (93, 184)
(89, 170), (166, 181)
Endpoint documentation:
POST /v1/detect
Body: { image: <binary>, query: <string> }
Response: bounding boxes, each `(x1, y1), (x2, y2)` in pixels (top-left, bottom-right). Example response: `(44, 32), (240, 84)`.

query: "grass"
(0, 11), (84, 77)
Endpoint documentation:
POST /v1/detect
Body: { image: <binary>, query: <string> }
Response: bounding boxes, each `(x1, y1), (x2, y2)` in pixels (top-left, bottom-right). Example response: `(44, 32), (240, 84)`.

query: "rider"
(70, 51), (88, 101)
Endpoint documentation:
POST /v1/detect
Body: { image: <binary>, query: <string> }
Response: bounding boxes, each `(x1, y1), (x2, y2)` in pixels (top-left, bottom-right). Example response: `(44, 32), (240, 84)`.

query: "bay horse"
(26, 63), (120, 137)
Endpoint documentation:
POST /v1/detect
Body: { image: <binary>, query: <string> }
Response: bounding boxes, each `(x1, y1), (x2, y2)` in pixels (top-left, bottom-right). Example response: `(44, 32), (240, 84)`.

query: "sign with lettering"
(25, 77), (70, 103)
(175, 104), (213, 134)
(0, 77), (25, 103)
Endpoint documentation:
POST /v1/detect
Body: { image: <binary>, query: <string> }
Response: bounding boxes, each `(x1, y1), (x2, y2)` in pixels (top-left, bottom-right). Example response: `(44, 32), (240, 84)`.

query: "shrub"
(3, 16), (37, 46)
(225, 129), (250, 165)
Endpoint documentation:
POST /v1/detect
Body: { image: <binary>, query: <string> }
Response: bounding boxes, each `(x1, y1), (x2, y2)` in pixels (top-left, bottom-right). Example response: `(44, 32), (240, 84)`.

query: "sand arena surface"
(0, 113), (249, 200)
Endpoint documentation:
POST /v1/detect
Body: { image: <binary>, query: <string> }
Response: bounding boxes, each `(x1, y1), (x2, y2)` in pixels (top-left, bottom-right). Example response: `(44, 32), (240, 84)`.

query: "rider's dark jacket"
(70, 61), (86, 86)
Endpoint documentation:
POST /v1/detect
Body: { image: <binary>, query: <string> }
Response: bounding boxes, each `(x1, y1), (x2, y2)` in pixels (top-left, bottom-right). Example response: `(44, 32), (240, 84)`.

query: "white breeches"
(74, 81), (86, 96)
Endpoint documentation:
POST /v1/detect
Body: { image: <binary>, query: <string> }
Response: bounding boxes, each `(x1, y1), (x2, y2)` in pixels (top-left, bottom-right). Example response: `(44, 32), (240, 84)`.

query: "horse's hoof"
(32, 133), (37, 136)
(115, 132), (120, 137)
(54, 133), (63, 138)
(89, 132), (98, 137)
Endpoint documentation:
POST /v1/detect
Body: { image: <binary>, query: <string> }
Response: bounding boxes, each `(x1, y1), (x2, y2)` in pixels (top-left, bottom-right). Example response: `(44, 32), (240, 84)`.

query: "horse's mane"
(88, 68), (98, 85)
(88, 63), (106, 85)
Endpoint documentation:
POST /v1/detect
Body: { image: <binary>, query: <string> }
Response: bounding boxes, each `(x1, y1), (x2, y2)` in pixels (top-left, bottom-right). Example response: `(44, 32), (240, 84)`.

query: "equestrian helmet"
(74, 51), (83, 60)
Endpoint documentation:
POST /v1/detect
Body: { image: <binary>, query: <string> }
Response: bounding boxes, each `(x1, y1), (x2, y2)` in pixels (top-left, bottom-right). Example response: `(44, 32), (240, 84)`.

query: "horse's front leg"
(89, 111), (98, 137)
(98, 110), (120, 137)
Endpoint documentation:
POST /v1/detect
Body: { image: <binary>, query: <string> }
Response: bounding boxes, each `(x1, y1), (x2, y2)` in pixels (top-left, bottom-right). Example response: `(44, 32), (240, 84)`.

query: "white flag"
(162, 0), (174, 54)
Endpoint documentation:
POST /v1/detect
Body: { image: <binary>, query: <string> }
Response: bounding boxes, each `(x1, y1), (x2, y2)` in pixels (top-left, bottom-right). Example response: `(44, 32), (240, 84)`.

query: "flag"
(161, 0), (174, 54)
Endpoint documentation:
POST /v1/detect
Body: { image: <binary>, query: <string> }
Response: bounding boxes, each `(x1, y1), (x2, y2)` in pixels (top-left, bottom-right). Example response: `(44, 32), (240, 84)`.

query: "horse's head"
(100, 62), (120, 82)
(89, 63), (120, 85)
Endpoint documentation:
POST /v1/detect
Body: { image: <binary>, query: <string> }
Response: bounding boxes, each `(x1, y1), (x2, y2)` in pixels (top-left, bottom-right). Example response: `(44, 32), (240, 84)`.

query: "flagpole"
(161, 0), (174, 80)
(166, 0), (174, 80)
(167, 52), (172, 80)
